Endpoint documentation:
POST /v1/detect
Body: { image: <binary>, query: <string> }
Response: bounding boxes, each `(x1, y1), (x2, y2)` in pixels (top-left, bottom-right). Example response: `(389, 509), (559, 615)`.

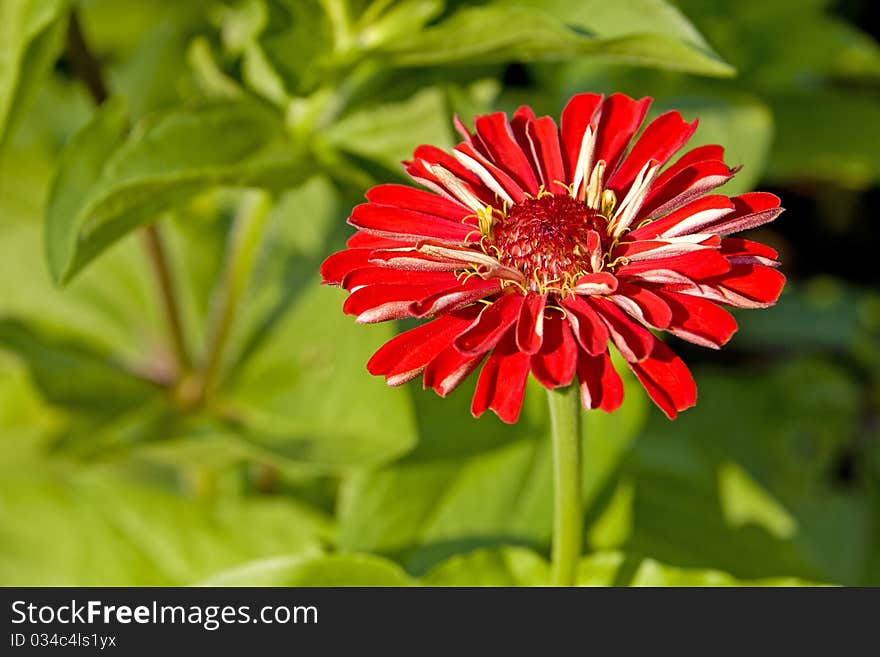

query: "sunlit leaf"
(377, 1), (734, 77)
(45, 98), (306, 284)
(201, 552), (412, 586)
(0, 0), (68, 149)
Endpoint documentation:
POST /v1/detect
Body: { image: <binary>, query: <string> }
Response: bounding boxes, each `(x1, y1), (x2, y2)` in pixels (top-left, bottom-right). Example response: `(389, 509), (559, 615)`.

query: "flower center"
(490, 194), (609, 291)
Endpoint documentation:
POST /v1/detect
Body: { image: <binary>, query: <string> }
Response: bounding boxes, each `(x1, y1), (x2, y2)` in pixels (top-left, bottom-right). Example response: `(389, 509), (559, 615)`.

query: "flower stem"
(66, 8), (191, 377)
(192, 190), (272, 404)
(547, 384), (583, 587)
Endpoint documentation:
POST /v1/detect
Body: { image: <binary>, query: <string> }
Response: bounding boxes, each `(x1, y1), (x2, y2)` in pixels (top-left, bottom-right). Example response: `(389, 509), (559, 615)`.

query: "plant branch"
(65, 8), (191, 376)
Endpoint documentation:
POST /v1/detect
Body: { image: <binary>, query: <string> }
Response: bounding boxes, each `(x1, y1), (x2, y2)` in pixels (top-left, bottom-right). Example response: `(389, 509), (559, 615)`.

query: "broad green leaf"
(624, 359), (867, 584)
(224, 280), (419, 472)
(323, 87), (453, 169)
(0, 318), (158, 412)
(422, 546), (550, 586)
(0, 0), (67, 149)
(201, 553), (413, 586)
(630, 559), (822, 587)
(576, 551), (626, 586)
(719, 462), (797, 540)
(259, 0), (333, 95)
(0, 366), (331, 587)
(45, 98), (306, 284)
(338, 374), (647, 574)
(675, 0), (880, 87)
(421, 547), (818, 586)
(0, 121), (173, 365)
(376, 2), (733, 77)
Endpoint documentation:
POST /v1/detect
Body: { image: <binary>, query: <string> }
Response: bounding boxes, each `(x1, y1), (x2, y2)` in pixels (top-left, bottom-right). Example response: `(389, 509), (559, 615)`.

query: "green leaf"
(377, 1), (733, 77)
(0, 317), (158, 412)
(0, 0), (68, 149)
(45, 98), (306, 284)
(201, 553), (413, 586)
(630, 559), (822, 587)
(259, 0), (333, 95)
(323, 87), (453, 169)
(338, 374), (647, 574)
(225, 280), (420, 471)
(422, 546), (549, 586)
(419, 547), (818, 586)
(0, 474), (331, 586)
(623, 359), (868, 584)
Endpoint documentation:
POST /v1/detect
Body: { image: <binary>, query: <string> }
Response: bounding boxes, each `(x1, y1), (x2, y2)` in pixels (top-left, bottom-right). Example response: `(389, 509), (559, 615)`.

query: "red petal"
(577, 349), (624, 412)
(655, 144), (726, 185)
(572, 271), (618, 295)
(594, 94), (651, 177)
(349, 203), (472, 243)
(707, 192), (783, 235)
(474, 113), (540, 194)
(653, 290), (738, 349)
(346, 232), (407, 249)
(342, 268), (455, 291)
(607, 111), (697, 196)
(405, 145), (495, 207)
(343, 277), (458, 323)
(471, 331), (530, 424)
(590, 297), (655, 362)
(712, 264), (785, 305)
(454, 142), (529, 203)
(321, 249), (373, 285)
(720, 237), (779, 266)
(530, 311), (577, 388)
(410, 277), (502, 317)
(640, 160), (735, 219)
(610, 281), (673, 329)
(526, 116), (567, 195)
(510, 106), (538, 161)
(617, 249), (732, 281)
(629, 195), (734, 240)
(561, 294), (610, 356)
(516, 292), (547, 354)
(367, 308), (479, 385)
(628, 338), (696, 419)
(423, 344), (485, 397)
(560, 93), (603, 178)
(365, 184), (470, 221)
(369, 249), (462, 272)
(455, 293), (525, 356)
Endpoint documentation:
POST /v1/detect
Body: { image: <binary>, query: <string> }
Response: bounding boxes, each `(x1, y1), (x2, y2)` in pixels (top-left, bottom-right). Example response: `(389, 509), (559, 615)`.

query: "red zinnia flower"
(321, 93), (784, 423)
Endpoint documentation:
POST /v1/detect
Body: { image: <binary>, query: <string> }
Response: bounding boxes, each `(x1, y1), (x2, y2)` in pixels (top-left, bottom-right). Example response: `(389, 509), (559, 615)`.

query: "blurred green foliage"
(0, 0), (877, 586)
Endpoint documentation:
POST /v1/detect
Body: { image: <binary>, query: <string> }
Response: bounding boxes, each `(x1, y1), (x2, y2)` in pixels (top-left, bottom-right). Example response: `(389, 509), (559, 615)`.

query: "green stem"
(320, 0), (355, 53)
(547, 384), (583, 587)
(66, 8), (191, 378)
(192, 190), (273, 404)
(142, 224), (191, 373)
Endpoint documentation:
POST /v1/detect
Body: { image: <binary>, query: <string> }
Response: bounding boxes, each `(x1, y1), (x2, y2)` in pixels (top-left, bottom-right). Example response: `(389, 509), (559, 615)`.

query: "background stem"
(65, 8), (191, 377)
(142, 224), (191, 372)
(547, 385), (584, 586)
(193, 190), (273, 404)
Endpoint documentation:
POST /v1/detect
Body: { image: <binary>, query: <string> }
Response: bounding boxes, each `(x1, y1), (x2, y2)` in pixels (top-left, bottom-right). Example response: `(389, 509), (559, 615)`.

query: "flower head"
(321, 93), (784, 423)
